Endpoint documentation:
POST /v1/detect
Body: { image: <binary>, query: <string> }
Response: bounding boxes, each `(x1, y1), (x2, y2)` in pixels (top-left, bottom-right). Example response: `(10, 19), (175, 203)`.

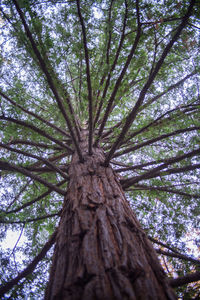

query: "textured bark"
(45, 131), (176, 300)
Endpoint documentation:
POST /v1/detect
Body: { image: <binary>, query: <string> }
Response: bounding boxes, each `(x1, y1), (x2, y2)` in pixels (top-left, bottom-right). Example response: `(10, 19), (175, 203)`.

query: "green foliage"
(0, 0), (200, 299)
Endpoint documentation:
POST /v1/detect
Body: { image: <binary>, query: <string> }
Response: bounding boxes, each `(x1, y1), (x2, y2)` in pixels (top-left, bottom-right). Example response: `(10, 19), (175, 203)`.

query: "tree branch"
(76, 0), (93, 155)
(156, 248), (200, 265)
(95, 0), (141, 145)
(26, 152), (69, 170)
(6, 179), (32, 210)
(8, 139), (63, 150)
(0, 230), (57, 298)
(0, 212), (60, 224)
(24, 166), (66, 173)
(0, 116), (72, 152)
(122, 163), (200, 188)
(148, 236), (181, 254)
(31, 8), (80, 141)
(120, 104), (199, 147)
(132, 184), (200, 199)
(0, 90), (71, 139)
(104, 103), (199, 146)
(104, 0), (196, 165)
(12, 0), (84, 162)
(138, 70), (198, 113)
(0, 143), (69, 179)
(0, 160), (66, 195)
(121, 148), (200, 188)
(115, 159), (164, 172)
(105, 0), (114, 66)
(94, 0), (128, 126)
(169, 271), (200, 288)
(114, 126), (200, 158)
(4, 179), (67, 214)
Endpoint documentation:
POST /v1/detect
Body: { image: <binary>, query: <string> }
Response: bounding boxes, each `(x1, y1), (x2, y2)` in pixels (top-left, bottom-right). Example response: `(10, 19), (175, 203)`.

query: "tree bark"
(45, 131), (176, 300)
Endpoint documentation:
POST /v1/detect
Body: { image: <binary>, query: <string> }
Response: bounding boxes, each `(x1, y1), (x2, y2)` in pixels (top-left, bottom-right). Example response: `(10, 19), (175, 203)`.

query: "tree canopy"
(0, 0), (200, 299)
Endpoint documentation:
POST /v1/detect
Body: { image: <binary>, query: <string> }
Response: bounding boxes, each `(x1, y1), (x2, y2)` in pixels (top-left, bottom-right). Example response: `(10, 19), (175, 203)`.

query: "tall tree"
(0, 0), (199, 299)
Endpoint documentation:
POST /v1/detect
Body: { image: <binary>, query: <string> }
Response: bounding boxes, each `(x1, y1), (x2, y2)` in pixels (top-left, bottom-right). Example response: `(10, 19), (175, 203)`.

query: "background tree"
(0, 0), (199, 299)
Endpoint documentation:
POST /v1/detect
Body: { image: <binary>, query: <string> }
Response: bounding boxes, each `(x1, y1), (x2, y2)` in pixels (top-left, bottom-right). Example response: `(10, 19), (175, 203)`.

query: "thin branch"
(120, 103), (199, 147)
(106, 0), (114, 65)
(95, 0), (141, 145)
(102, 97), (180, 143)
(169, 271), (200, 288)
(0, 116), (72, 152)
(138, 70), (198, 113)
(0, 160), (66, 195)
(121, 148), (200, 188)
(4, 179), (67, 214)
(148, 236), (181, 254)
(8, 139), (63, 150)
(12, 0), (84, 162)
(0, 143), (69, 179)
(26, 152), (69, 170)
(63, 67), (81, 140)
(0, 90), (71, 139)
(114, 126), (200, 158)
(78, 54), (83, 116)
(115, 159), (164, 172)
(160, 163), (200, 176)
(0, 212), (60, 224)
(94, 0), (128, 127)
(76, 0), (93, 155)
(0, 230), (57, 298)
(132, 184), (200, 199)
(104, 0), (196, 166)
(148, 26), (158, 77)
(188, 22), (200, 30)
(9, 225), (25, 263)
(100, 77), (144, 140)
(33, 10), (80, 140)
(162, 255), (171, 275)
(24, 166), (67, 173)
(93, 0), (115, 104)
(122, 163), (200, 189)
(141, 17), (182, 26)
(6, 179), (32, 210)
(156, 248), (200, 265)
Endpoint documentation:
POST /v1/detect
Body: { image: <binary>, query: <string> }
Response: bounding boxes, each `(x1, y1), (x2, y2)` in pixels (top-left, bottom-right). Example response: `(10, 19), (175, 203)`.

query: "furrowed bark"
(45, 131), (176, 300)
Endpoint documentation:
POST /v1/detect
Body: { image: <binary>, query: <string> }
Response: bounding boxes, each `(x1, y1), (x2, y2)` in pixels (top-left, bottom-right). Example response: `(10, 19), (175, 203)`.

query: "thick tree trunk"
(45, 132), (176, 300)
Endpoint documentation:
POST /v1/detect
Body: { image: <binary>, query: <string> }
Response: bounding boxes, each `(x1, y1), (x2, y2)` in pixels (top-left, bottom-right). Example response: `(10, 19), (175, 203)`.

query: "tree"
(0, 0), (199, 298)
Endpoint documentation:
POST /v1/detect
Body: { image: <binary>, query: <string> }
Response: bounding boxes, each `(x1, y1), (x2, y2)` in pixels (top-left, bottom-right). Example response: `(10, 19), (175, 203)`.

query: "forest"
(0, 0), (200, 299)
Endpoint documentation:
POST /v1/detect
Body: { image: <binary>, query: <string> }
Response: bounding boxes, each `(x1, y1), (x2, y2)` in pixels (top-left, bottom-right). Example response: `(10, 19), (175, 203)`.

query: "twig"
(0, 230), (57, 298)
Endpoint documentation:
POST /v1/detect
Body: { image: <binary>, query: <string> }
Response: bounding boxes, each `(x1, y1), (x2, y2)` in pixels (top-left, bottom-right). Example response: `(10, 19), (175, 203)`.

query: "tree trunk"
(45, 132), (176, 300)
